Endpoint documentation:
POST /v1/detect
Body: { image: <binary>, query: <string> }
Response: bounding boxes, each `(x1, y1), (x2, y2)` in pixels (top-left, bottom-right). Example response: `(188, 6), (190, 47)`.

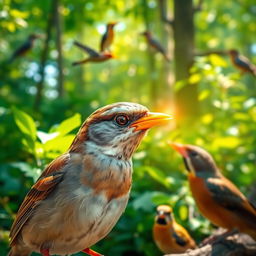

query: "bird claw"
(40, 248), (50, 256)
(82, 248), (104, 256)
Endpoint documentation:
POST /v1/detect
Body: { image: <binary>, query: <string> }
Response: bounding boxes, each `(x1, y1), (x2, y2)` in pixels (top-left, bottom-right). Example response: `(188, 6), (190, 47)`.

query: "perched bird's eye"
(115, 114), (130, 126)
(190, 151), (198, 157)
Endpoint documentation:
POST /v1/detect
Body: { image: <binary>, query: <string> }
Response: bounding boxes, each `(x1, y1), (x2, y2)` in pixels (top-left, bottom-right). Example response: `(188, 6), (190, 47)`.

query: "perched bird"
(100, 22), (117, 53)
(171, 143), (256, 241)
(9, 102), (172, 256)
(141, 31), (170, 62)
(9, 34), (40, 63)
(72, 41), (113, 66)
(153, 205), (196, 254)
(228, 49), (256, 77)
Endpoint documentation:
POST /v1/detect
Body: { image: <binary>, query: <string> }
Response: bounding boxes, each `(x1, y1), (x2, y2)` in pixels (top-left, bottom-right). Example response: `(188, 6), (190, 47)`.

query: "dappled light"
(0, 0), (256, 256)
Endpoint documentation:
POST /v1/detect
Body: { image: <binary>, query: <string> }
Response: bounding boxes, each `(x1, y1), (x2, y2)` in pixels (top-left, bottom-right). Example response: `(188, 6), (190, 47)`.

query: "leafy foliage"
(0, 0), (256, 255)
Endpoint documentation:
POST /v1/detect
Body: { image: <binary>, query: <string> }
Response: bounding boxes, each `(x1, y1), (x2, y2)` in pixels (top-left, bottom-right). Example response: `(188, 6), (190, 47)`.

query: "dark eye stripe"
(190, 151), (198, 157)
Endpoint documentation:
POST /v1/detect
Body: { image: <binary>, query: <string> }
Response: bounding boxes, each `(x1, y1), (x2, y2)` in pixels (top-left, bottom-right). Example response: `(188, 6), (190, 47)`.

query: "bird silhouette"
(228, 49), (256, 77)
(141, 31), (170, 62)
(8, 34), (40, 63)
(100, 22), (117, 52)
(72, 41), (113, 66)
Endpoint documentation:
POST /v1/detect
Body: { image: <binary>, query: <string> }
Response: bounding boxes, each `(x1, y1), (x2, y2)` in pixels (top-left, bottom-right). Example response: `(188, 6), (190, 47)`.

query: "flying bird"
(100, 22), (117, 53)
(8, 34), (40, 63)
(72, 41), (113, 66)
(228, 49), (256, 77)
(8, 102), (172, 256)
(171, 143), (256, 241)
(141, 31), (170, 62)
(153, 205), (196, 254)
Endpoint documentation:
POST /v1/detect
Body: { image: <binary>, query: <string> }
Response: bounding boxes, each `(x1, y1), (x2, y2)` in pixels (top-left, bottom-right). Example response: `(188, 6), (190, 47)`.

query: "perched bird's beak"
(170, 142), (196, 175)
(157, 210), (165, 218)
(169, 142), (189, 158)
(131, 112), (172, 131)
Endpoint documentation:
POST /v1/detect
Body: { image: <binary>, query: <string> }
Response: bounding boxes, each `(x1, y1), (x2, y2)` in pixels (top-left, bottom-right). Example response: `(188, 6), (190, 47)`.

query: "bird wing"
(149, 38), (166, 55)
(172, 230), (187, 246)
(234, 56), (252, 69)
(206, 176), (256, 226)
(74, 41), (100, 57)
(9, 153), (69, 245)
(100, 33), (108, 52)
(9, 41), (32, 62)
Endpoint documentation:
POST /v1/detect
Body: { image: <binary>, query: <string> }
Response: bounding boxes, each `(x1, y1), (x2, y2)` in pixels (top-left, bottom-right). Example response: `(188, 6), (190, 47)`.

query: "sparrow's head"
(107, 22), (117, 28)
(28, 34), (40, 41)
(141, 31), (151, 38)
(228, 49), (239, 56)
(70, 102), (172, 160)
(155, 205), (173, 226)
(170, 143), (219, 178)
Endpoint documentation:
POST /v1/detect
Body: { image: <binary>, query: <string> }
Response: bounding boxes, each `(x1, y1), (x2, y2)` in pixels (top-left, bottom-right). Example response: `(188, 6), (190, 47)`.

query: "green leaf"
(178, 205), (188, 221)
(12, 107), (37, 140)
(189, 73), (201, 84)
(11, 162), (41, 181)
(209, 54), (227, 67)
(132, 192), (155, 212)
(198, 90), (210, 101)
(212, 136), (240, 149)
(174, 79), (187, 92)
(54, 113), (81, 136)
(44, 135), (76, 153)
(21, 135), (35, 153)
(37, 131), (59, 144)
(190, 218), (202, 229)
(151, 192), (174, 206)
(201, 114), (213, 124)
(143, 166), (173, 189)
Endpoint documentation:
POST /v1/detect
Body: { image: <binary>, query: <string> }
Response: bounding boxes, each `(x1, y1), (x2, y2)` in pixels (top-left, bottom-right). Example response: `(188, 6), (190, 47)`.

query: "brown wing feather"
(9, 154), (70, 245)
(206, 176), (256, 227)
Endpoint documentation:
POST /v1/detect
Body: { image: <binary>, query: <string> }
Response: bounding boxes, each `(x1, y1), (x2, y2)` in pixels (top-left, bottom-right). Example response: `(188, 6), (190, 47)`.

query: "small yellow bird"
(153, 205), (196, 254)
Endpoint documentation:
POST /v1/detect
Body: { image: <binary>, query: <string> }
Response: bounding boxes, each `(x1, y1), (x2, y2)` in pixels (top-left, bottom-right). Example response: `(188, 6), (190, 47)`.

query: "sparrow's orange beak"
(169, 142), (189, 158)
(131, 112), (172, 131)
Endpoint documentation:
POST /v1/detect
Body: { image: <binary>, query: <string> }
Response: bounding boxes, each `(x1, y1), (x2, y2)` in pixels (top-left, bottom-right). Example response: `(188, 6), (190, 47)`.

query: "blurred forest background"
(0, 0), (256, 255)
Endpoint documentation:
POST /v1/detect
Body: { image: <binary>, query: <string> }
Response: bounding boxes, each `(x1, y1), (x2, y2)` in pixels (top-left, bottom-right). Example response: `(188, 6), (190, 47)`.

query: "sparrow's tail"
(163, 54), (171, 63)
(72, 59), (88, 66)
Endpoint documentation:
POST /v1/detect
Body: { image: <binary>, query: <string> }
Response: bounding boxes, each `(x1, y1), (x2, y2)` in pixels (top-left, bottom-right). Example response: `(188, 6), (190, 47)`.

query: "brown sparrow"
(9, 102), (172, 256)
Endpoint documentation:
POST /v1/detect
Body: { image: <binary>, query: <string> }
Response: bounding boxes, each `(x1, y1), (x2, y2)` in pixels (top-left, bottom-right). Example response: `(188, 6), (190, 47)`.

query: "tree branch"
(165, 232), (256, 256)
(193, 0), (204, 13)
(195, 50), (227, 57)
(34, 1), (55, 111)
(158, 0), (174, 27)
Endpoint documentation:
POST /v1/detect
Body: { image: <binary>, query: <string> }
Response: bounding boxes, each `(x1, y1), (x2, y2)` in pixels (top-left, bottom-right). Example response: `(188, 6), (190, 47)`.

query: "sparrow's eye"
(115, 114), (130, 126)
(190, 151), (198, 157)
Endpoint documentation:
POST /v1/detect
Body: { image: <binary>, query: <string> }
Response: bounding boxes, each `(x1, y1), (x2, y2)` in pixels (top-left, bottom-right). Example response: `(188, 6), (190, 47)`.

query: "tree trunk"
(173, 0), (198, 122)
(34, 0), (55, 111)
(54, 0), (64, 97)
(158, 0), (174, 112)
(142, 0), (158, 110)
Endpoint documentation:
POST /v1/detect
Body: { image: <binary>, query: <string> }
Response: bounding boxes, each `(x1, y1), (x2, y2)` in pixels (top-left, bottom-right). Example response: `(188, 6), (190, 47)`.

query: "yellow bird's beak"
(131, 112), (172, 131)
